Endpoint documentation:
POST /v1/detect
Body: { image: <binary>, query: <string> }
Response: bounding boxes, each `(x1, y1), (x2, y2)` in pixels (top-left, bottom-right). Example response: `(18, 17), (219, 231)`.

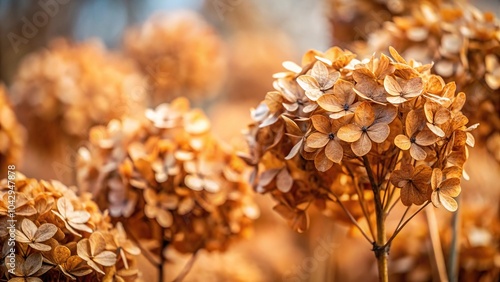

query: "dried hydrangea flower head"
(243, 46), (474, 280)
(11, 38), (147, 153)
(355, 2), (500, 162)
(389, 199), (500, 281)
(327, 0), (443, 44)
(124, 11), (227, 105)
(0, 84), (25, 175)
(0, 174), (141, 281)
(77, 97), (258, 256)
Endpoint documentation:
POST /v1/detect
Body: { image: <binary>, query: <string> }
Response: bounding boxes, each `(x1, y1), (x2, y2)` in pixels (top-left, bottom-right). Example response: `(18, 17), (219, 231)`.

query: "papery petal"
(337, 124), (362, 142)
(314, 149), (334, 172)
(367, 123), (389, 143)
(410, 144), (427, 161)
(310, 115), (331, 133)
(353, 102), (375, 126)
(276, 169), (293, 193)
(351, 133), (372, 156)
(415, 129), (437, 146)
(325, 140), (343, 163)
(439, 193), (458, 212)
(306, 133), (330, 148)
(395, 134), (411, 150)
(156, 209), (173, 228)
(440, 178), (461, 197)
(384, 76), (403, 96)
(317, 94), (343, 112)
(426, 123), (445, 137)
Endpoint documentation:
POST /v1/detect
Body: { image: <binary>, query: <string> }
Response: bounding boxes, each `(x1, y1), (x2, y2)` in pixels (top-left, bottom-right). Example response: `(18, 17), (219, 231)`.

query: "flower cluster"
(0, 174), (141, 281)
(243, 46), (475, 232)
(356, 2), (500, 162)
(77, 98), (258, 255)
(124, 11), (227, 104)
(0, 85), (24, 175)
(11, 38), (147, 152)
(389, 200), (500, 281)
(328, 0), (427, 44)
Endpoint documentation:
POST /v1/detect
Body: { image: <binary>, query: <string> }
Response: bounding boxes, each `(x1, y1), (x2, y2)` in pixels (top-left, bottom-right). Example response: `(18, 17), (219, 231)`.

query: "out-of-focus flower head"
(77, 97), (258, 255)
(328, 0), (446, 45)
(242, 46), (475, 232)
(355, 2), (500, 162)
(124, 11), (227, 105)
(0, 84), (25, 175)
(0, 174), (141, 281)
(11, 38), (147, 152)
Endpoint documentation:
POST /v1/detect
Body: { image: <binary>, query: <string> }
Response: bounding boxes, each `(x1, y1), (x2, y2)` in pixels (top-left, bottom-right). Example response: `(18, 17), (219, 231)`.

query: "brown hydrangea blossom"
(243, 46), (474, 279)
(0, 174), (141, 281)
(0, 85), (25, 176)
(327, 0), (440, 45)
(11, 38), (147, 153)
(124, 11), (227, 105)
(355, 2), (500, 163)
(77, 98), (258, 257)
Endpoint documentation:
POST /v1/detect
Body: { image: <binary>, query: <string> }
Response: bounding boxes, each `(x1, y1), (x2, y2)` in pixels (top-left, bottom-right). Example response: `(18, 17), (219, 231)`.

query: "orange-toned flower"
(77, 232), (117, 275)
(0, 193), (36, 216)
(390, 164), (432, 206)
(7, 253), (49, 282)
(124, 11), (227, 103)
(0, 175), (141, 281)
(306, 115), (347, 170)
(384, 75), (423, 104)
(317, 79), (360, 118)
(394, 110), (438, 160)
(52, 197), (93, 236)
(424, 100), (450, 137)
(51, 245), (92, 279)
(337, 102), (396, 156)
(297, 61), (340, 101)
(15, 219), (57, 251)
(430, 168), (461, 212)
(143, 189), (173, 228)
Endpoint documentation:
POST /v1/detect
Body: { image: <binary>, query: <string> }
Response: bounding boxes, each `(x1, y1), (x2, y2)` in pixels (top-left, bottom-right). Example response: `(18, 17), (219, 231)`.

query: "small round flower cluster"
(0, 85), (24, 175)
(77, 98), (258, 254)
(0, 174), (141, 281)
(243, 46), (474, 232)
(356, 2), (500, 162)
(11, 38), (147, 152)
(124, 11), (227, 105)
